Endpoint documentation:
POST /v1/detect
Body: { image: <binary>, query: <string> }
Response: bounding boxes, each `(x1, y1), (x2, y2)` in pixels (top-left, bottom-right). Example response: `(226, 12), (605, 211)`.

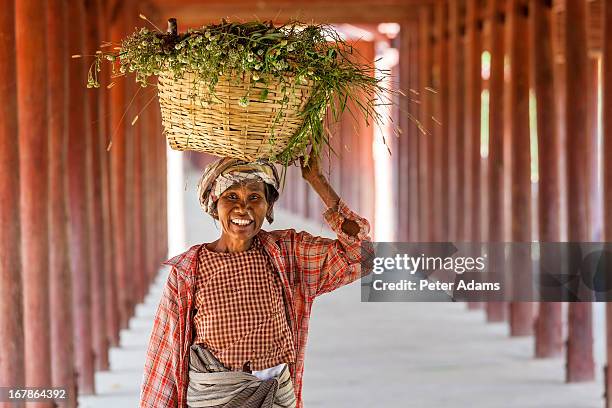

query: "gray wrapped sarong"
(187, 344), (297, 408)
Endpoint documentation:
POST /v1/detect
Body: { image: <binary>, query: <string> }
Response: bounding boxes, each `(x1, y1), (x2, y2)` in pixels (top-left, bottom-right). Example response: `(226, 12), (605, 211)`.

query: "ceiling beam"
(149, 0), (431, 26)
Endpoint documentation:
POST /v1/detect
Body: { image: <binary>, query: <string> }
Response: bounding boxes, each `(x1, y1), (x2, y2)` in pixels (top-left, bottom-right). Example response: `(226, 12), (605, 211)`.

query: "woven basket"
(157, 70), (315, 162)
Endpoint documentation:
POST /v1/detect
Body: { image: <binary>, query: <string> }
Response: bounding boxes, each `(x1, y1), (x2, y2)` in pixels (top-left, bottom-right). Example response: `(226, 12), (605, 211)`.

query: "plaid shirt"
(193, 235), (296, 370)
(140, 198), (372, 408)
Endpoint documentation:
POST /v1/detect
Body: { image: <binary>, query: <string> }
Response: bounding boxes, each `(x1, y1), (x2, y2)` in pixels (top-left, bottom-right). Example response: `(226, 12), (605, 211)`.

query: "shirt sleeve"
(292, 198), (374, 298)
(140, 267), (181, 407)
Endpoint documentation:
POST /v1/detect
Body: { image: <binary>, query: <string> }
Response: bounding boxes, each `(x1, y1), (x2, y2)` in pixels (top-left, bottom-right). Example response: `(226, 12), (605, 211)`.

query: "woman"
(140, 154), (373, 408)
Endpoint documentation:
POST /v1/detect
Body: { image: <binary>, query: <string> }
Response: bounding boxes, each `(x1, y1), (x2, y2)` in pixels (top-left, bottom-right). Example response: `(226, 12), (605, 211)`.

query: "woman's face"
(216, 181), (270, 243)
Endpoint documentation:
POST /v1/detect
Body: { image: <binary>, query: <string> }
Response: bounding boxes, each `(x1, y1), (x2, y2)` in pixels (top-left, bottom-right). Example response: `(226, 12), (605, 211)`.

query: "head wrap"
(197, 157), (281, 223)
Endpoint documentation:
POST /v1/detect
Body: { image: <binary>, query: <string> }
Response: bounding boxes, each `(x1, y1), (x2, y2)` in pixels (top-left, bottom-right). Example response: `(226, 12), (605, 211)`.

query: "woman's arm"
(285, 154), (374, 298)
(300, 154), (360, 237)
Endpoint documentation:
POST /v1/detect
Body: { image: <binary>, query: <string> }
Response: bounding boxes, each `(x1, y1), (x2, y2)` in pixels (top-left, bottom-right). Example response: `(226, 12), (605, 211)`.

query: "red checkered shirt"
(140, 198), (372, 408)
(193, 235), (296, 370)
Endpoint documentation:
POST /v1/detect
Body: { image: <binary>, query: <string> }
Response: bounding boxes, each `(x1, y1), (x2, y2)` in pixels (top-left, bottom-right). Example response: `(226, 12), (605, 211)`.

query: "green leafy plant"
(88, 18), (393, 166)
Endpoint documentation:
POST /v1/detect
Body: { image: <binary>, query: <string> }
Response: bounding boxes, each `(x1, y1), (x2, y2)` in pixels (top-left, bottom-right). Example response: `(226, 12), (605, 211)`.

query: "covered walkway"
(2, 0), (612, 408)
(79, 164), (606, 408)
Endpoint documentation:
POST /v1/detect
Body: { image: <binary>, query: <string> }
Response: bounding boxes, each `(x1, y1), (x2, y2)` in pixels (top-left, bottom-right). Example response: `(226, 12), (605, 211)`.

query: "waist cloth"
(187, 343), (297, 408)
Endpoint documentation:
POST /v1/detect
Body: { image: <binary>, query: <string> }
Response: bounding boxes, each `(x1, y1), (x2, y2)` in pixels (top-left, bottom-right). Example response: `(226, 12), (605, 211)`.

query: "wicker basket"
(157, 70), (315, 162)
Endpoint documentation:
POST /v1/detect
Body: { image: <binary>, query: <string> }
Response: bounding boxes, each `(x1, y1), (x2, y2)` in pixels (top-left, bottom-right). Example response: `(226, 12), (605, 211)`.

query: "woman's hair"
(263, 182), (279, 206)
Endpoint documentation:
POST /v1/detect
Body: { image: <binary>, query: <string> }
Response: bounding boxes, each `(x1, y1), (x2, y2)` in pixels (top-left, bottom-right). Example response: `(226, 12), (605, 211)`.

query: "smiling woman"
(210, 181), (276, 253)
(140, 156), (374, 408)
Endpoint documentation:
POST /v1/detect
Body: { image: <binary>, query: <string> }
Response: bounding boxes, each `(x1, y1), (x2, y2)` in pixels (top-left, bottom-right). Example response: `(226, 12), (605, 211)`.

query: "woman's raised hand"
(299, 152), (322, 183)
(298, 151), (359, 236)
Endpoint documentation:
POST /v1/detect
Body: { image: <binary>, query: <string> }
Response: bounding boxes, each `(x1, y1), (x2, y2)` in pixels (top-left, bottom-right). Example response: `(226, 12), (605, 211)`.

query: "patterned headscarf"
(198, 157), (281, 223)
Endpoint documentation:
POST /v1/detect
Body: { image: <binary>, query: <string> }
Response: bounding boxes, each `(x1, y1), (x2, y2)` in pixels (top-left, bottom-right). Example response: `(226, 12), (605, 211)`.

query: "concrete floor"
(79, 164), (606, 407)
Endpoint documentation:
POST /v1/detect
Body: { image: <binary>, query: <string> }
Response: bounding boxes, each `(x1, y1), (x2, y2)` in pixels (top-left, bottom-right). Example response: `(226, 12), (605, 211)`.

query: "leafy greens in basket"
(88, 18), (393, 165)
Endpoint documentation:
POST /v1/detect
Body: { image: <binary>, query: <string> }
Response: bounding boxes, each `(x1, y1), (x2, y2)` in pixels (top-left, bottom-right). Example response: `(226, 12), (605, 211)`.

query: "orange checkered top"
(193, 236), (296, 371)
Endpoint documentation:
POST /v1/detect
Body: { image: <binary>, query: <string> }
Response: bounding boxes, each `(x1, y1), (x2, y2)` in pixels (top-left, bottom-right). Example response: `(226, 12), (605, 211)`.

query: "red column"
(98, 0), (120, 348)
(0, 1), (25, 404)
(465, 0), (483, 309)
(133, 87), (145, 302)
(408, 21), (420, 241)
(604, 0), (612, 404)
(434, 1), (449, 242)
(448, 1), (465, 243)
(119, 6), (138, 318)
(486, 0), (507, 323)
(47, 0), (77, 405)
(348, 40), (375, 226)
(125, 44), (137, 320)
(147, 89), (161, 280)
(530, 0), (563, 358)
(357, 41), (376, 234)
(506, 0), (534, 336)
(67, 0), (95, 394)
(130, 2), (146, 297)
(153, 93), (162, 273)
(586, 55), (601, 241)
(15, 0), (53, 403)
(564, 0), (594, 382)
(327, 107), (342, 213)
(418, 7), (431, 242)
(140, 91), (152, 287)
(110, 7), (131, 329)
(161, 100), (169, 260)
(154, 91), (168, 263)
(85, 0), (109, 372)
(398, 21), (411, 242)
(338, 96), (353, 210)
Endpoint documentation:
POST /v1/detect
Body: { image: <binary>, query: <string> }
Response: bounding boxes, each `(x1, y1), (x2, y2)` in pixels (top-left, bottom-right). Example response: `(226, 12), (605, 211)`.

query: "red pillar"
(327, 105), (342, 213)
(120, 6), (139, 318)
(434, 1), (449, 242)
(98, 0), (120, 348)
(0, 1), (25, 404)
(418, 7), (432, 242)
(506, 0), (534, 337)
(153, 92), (168, 263)
(47, 0), (77, 405)
(125, 49), (137, 320)
(604, 0), (612, 404)
(67, 0), (95, 394)
(153, 95), (162, 272)
(133, 87), (145, 303)
(564, 0), (594, 382)
(140, 91), (152, 288)
(530, 0), (563, 358)
(155, 95), (166, 264)
(346, 40), (375, 226)
(586, 57), (601, 242)
(146, 90), (161, 281)
(448, 1), (465, 243)
(486, 0), (508, 323)
(161, 99), (169, 260)
(398, 21), (411, 242)
(110, 7), (131, 329)
(465, 0), (483, 309)
(15, 0), (53, 403)
(357, 42), (376, 235)
(408, 21), (420, 241)
(85, 0), (109, 372)
(337, 91), (353, 212)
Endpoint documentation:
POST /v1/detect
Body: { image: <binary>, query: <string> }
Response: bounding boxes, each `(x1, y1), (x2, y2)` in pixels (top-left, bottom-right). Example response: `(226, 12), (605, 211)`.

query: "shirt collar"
(163, 229), (282, 275)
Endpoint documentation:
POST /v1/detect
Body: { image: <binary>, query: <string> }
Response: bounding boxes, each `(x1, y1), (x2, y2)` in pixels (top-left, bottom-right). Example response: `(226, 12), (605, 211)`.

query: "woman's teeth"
(231, 219), (253, 226)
